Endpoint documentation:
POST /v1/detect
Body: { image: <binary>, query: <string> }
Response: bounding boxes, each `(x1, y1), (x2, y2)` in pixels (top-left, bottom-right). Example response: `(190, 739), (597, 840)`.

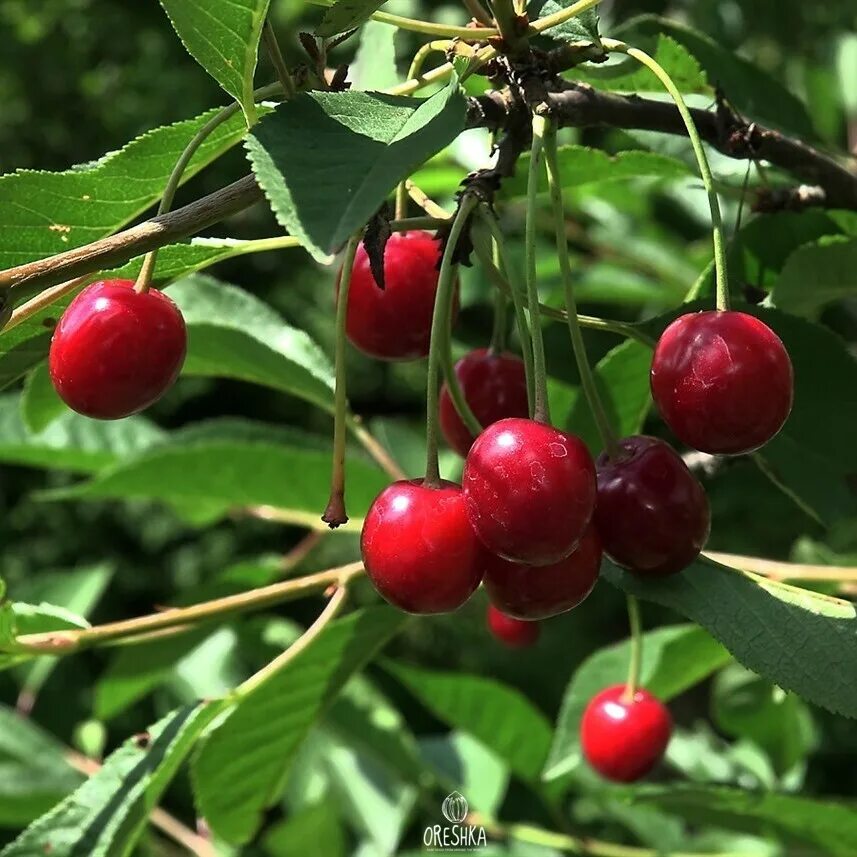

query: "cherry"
(344, 231), (453, 361)
(650, 310), (793, 455)
(49, 279), (187, 420)
(440, 349), (530, 456)
(595, 436), (710, 576)
(580, 685), (672, 783)
(482, 523), (602, 619)
(360, 479), (486, 614)
(463, 418), (596, 566)
(486, 604), (540, 648)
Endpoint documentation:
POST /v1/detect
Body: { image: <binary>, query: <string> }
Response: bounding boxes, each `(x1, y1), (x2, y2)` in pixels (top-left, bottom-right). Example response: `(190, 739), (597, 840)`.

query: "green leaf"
(1, 702), (219, 857)
(192, 607), (405, 844)
(42, 419), (390, 526)
(317, 0), (386, 38)
(20, 363), (65, 434)
(0, 393), (164, 474)
(351, 20), (398, 91)
(245, 80), (466, 262)
(630, 784), (857, 857)
(171, 275), (335, 410)
(603, 557), (857, 719)
(544, 624), (729, 780)
(617, 15), (816, 139)
(0, 108), (247, 273)
(0, 705), (83, 827)
(158, 0), (270, 124)
(384, 661), (552, 783)
(263, 800), (346, 857)
(771, 237), (857, 317)
(501, 145), (692, 199)
(573, 35), (707, 94)
(530, 0), (600, 46)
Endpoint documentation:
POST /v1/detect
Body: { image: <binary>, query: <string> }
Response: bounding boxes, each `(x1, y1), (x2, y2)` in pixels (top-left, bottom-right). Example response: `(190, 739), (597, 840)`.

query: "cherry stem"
(425, 194), (478, 486)
(489, 265), (509, 353)
(132, 80), (283, 295)
(543, 119), (620, 458)
(525, 112), (552, 424)
(368, 9), (497, 39)
(323, 234), (361, 528)
(262, 19), (296, 99)
(623, 595), (643, 703)
(604, 39), (729, 312)
(442, 341), (482, 438)
(461, 0), (493, 26)
(474, 208), (535, 415)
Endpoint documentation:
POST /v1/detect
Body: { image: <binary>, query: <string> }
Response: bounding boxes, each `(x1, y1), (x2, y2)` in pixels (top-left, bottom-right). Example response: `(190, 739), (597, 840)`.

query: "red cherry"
(360, 479), (486, 614)
(581, 685), (672, 783)
(440, 349), (530, 456)
(49, 279), (187, 420)
(486, 604), (540, 647)
(650, 310), (793, 455)
(344, 231), (453, 361)
(463, 418), (596, 566)
(482, 522), (602, 619)
(595, 436), (710, 576)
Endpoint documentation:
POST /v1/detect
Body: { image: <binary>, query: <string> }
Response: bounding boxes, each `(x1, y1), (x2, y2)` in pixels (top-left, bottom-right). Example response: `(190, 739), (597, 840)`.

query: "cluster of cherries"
(352, 231), (794, 782)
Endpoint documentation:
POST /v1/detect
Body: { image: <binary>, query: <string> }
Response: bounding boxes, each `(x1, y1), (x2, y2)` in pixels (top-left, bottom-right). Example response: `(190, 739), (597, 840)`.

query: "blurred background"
(1, 0), (856, 853)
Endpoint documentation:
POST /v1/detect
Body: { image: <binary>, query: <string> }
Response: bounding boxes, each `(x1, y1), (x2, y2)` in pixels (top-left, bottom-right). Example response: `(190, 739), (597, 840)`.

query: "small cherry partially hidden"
(463, 418), (596, 566)
(581, 685), (672, 783)
(650, 310), (793, 455)
(486, 604), (540, 648)
(360, 479), (486, 614)
(49, 279), (187, 420)
(440, 349), (529, 456)
(344, 231), (453, 361)
(483, 523), (602, 620)
(596, 436), (710, 576)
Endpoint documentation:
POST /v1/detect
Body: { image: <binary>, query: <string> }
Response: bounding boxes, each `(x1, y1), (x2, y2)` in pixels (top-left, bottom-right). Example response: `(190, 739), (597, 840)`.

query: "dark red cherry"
(650, 310), (793, 455)
(581, 684), (672, 783)
(440, 349), (529, 456)
(48, 279), (187, 420)
(360, 479), (486, 614)
(344, 231), (454, 361)
(486, 604), (540, 647)
(483, 523), (602, 619)
(463, 418), (596, 566)
(595, 436), (710, 576)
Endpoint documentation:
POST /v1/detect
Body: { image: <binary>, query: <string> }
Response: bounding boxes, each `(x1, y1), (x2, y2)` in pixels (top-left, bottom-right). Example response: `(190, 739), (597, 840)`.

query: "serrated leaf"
(1, 702), (219, 857)
(317, 0), (387, 38)
(42, 419), (390, 526)
(351, 20), (398, 91)
(245, 80), (466, 262)
(192, 607), (405, 844)
(771, 237), (857, 317)
(0, 393), (164, 474)
(0, 705), (84, 827)
(501, 145), (692, 198)
(170, 274), (335, 410)
(544, 624), (730, 780)
(603, 557), (857, 719)
(20, 363), (65, 434)
(158, 0), (270, 124)
(629, 784), (857, 857)
(530, 0), (600, 45)
(384, 661), (552, 783)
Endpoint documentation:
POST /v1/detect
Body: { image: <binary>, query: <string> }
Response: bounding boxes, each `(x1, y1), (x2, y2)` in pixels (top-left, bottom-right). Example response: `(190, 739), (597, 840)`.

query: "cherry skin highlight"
(440, 349), (529, 456)
(360, 479), (486, 614)
(463, 418), (596, 566)
(344, 231), (453, 361)
(595, 435), (710, 576)
(48, 279), (187, 420)
(486, 604), (541, 648)
(581, 685), (673, 783)
(650, 310), (793, 455)
(483, 523), (602, 620)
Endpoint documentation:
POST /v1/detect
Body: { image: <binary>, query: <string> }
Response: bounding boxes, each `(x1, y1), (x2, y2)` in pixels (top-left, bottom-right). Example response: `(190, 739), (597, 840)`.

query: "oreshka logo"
(423, 791), (487, 852)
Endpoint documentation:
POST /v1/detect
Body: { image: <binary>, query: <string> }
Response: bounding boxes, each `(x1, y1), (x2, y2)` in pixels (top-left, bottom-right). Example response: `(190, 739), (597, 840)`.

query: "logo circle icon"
(442, 791), (468, 824)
